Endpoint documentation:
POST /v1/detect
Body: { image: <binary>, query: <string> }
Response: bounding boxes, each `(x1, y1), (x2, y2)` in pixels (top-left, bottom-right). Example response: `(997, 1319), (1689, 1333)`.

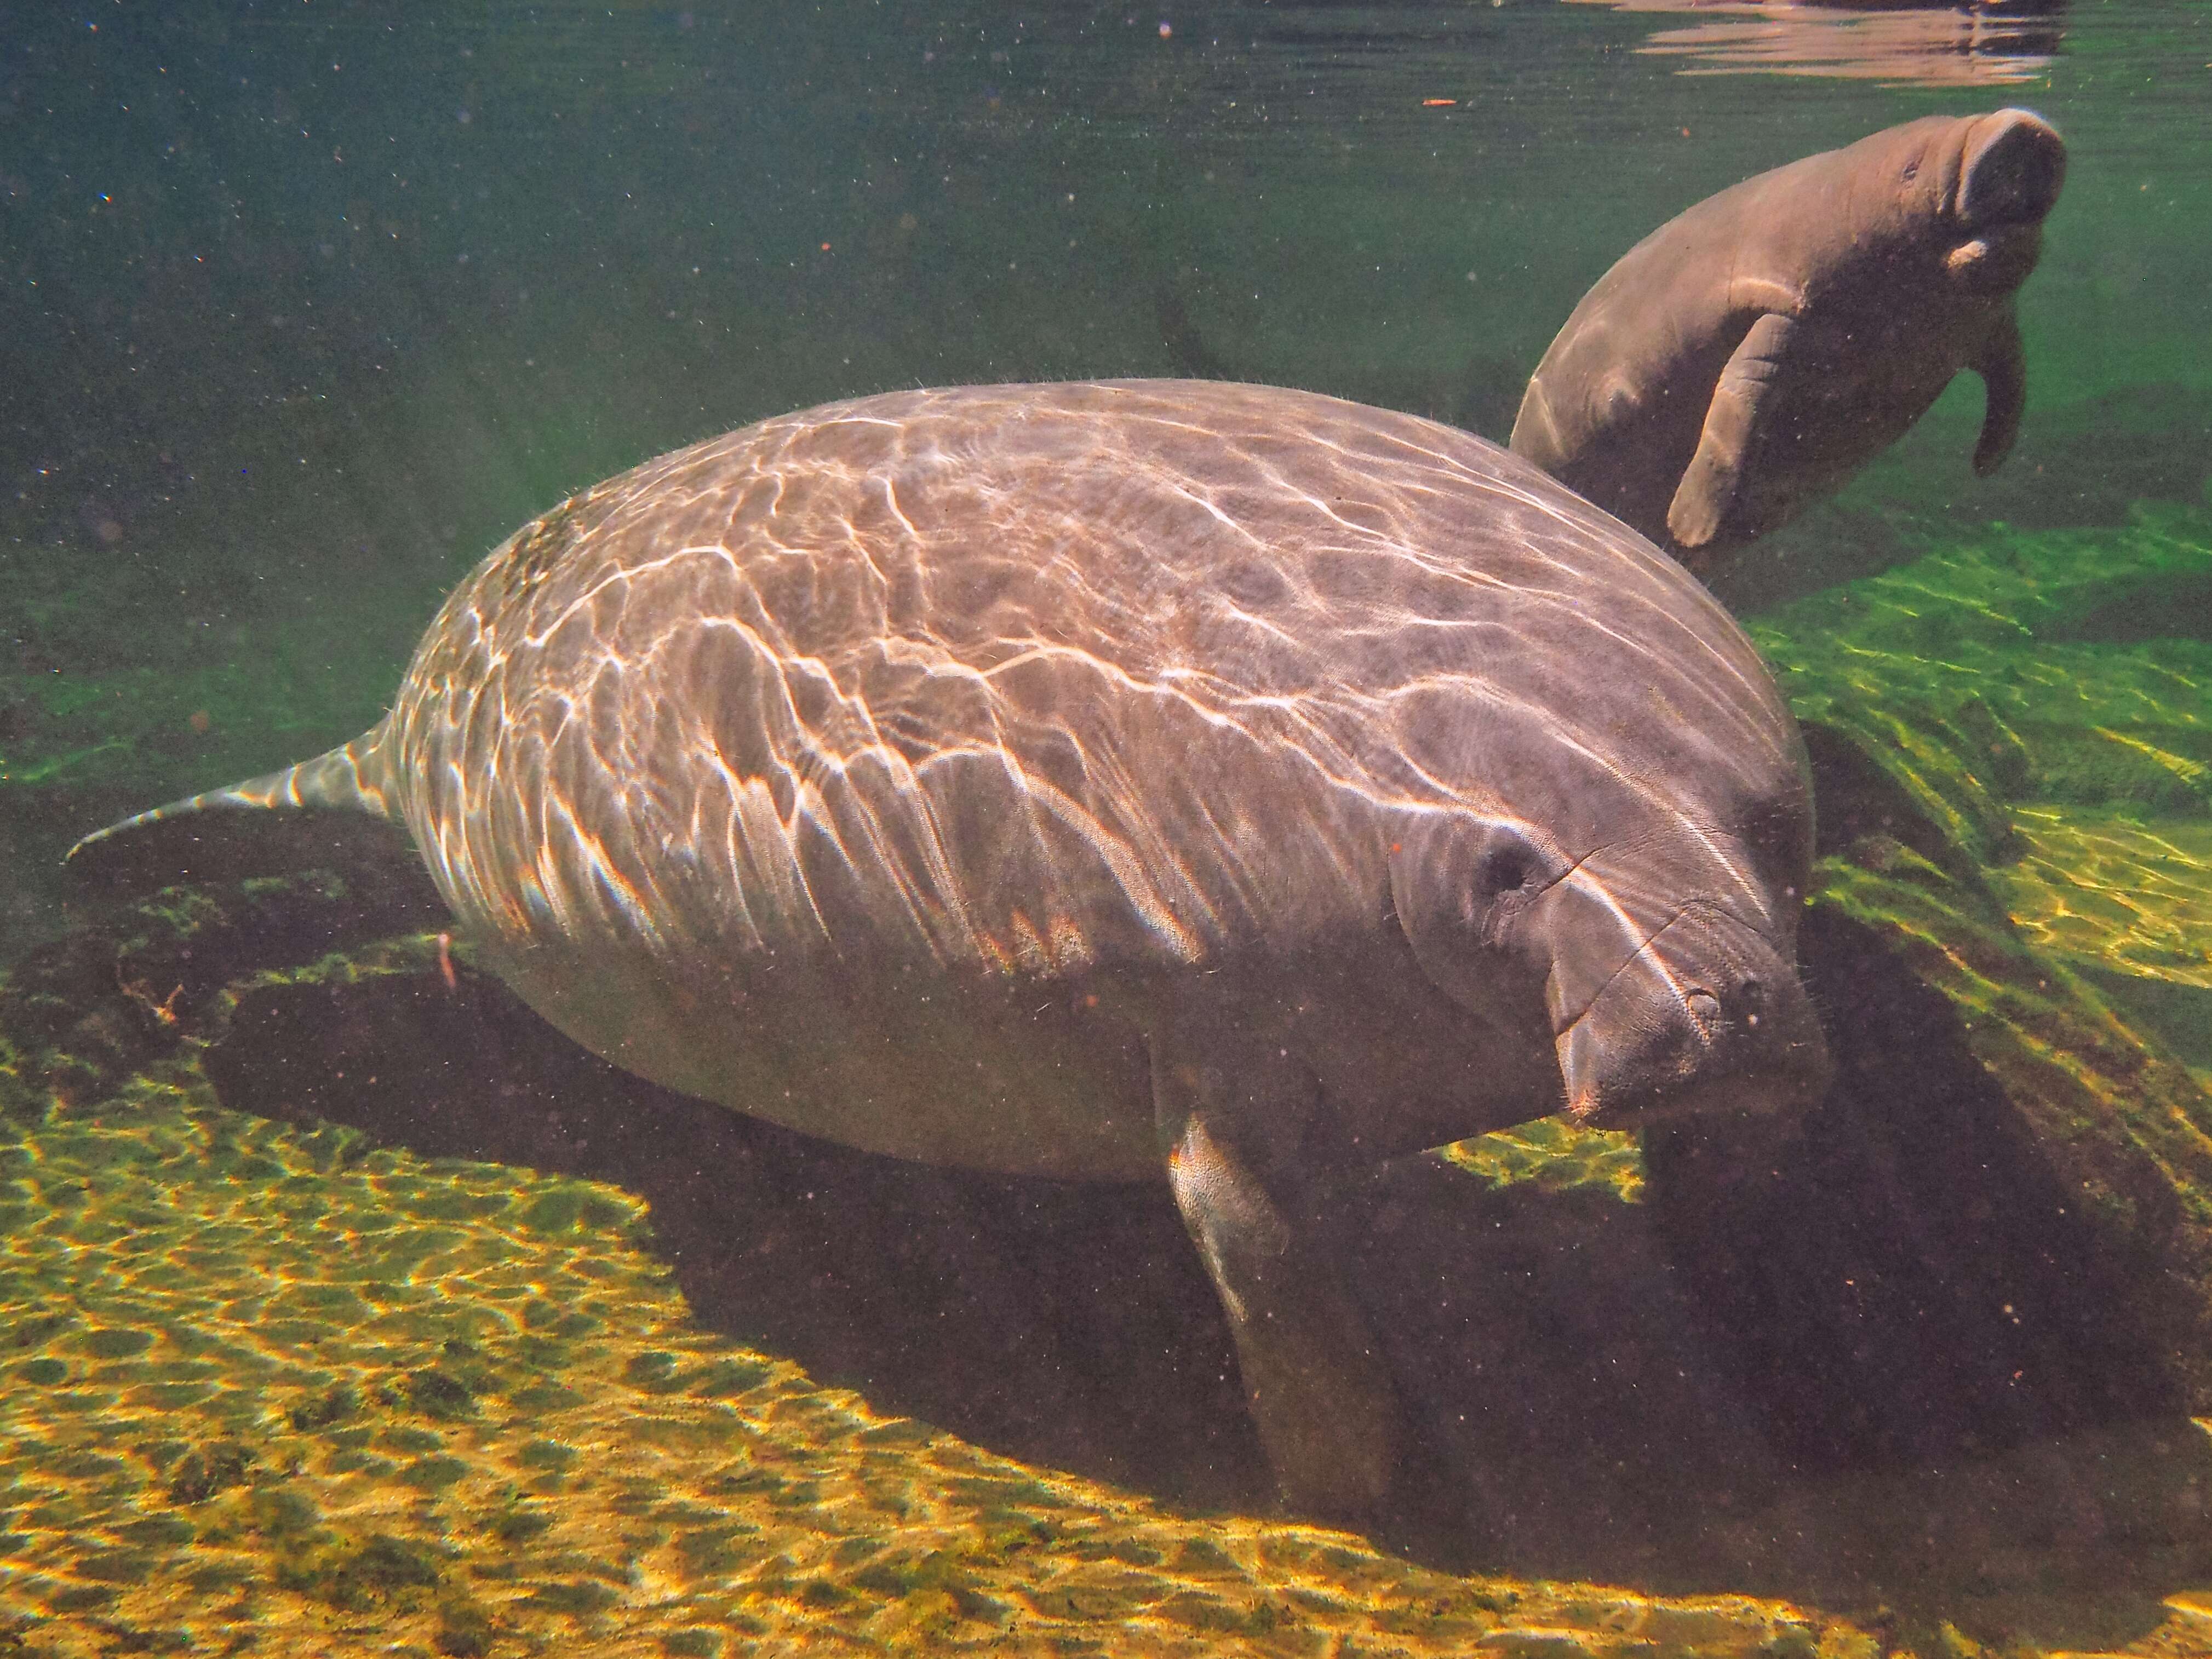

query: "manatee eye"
(1477, 845), (1535, 899)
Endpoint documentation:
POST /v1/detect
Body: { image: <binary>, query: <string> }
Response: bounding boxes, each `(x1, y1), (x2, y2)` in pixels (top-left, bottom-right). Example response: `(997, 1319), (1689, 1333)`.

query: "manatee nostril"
(1686, 989), (1722, 1027)
(1721, 974), (1766, 1031)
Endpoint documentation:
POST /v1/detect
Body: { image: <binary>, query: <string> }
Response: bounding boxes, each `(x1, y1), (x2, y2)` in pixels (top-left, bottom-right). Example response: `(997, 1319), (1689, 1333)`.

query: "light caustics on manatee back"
(75, 381), (1824, 1161)
(74, 380), (1829, 1519)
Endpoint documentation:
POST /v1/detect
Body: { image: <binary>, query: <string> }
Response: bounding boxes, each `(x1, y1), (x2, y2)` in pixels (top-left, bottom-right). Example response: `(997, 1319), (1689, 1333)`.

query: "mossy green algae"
(1752, 504), (2212, 887)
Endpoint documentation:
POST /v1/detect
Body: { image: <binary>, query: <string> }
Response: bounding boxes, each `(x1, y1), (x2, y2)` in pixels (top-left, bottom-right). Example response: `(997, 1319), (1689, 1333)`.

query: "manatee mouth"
(1551, 908), (1832, 1132)
(1562, 1046), (1821, 1132)
(1944, 221), (2044, 294)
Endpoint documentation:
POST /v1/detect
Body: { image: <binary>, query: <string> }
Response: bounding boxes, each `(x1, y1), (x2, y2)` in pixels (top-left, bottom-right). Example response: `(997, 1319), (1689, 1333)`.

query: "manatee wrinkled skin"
(75, 380), (1830, 1522)
(1511, 110), (2066, 571)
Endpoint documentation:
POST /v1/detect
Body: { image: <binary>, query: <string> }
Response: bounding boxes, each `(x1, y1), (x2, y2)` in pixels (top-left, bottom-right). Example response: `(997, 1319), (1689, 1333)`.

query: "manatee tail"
(66, 721), (402, 865)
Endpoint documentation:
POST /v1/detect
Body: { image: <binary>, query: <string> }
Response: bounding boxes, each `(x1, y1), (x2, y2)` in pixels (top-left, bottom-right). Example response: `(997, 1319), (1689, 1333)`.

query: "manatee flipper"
(1154, 1034), (1399, 1521)
(1971, 312), (2027, 476)
(1665, 311), (1800, 554)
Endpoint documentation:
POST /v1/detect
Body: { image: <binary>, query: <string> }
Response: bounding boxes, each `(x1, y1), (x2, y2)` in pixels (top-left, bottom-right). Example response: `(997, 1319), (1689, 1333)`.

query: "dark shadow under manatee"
(1649, 905), (2182, 1474)
(198, 961), (1274, 1517)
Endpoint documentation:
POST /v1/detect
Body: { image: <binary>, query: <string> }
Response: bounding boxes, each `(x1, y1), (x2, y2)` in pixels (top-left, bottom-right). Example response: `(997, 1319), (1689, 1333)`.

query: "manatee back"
(386, 380), (1799, 994)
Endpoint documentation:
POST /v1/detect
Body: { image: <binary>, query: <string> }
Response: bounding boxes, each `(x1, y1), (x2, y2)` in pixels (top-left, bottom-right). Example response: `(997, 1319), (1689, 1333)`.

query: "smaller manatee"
(1510, 109), (2066, 571)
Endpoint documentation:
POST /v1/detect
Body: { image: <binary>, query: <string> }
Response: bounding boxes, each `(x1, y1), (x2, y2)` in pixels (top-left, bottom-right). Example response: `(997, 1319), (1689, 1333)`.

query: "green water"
(3, 3), (2211, 1654)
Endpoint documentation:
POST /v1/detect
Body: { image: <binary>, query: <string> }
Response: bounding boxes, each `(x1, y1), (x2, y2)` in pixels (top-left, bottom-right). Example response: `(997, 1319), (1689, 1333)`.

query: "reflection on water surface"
(1575, 0), (2065, 87)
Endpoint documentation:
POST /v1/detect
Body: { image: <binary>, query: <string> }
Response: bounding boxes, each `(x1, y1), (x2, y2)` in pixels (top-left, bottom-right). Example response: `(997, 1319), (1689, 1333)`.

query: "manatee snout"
(1945, 109), (2065, 295)
(1388, 818), (1826, 1132)
(1554, 902), (1830, 1131)
(1957, 108), (2066, 232)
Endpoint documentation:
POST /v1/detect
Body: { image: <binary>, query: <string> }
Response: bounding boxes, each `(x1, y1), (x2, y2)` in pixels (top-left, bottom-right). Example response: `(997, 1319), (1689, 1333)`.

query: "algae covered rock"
(1729, 507), (2212, 1411)
(1716, 504), (2212, 1457)
(1753, 503), (2212, 1088)
(1753, 504), (2212, 834)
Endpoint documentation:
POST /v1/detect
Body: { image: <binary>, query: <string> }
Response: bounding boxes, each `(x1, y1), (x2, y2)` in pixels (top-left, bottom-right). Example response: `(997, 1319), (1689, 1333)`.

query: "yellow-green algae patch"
(1998, 810), (2212, 995)
(1440, 1118), (1644, 1204)
(0, 1074), (1859, 1658)
(1751, 504), (2212, 894)
(1749, 504), (2211, 1054)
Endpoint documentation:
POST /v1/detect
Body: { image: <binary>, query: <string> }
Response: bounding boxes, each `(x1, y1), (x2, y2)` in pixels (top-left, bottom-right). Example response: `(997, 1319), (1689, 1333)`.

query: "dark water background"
(2, 1), (2211, 1646)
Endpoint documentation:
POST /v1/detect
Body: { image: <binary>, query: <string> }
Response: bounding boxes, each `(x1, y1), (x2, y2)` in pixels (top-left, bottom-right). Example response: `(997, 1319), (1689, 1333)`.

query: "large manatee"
(76, 380), (1830, 1520)
(1511, 110), (2066, 571)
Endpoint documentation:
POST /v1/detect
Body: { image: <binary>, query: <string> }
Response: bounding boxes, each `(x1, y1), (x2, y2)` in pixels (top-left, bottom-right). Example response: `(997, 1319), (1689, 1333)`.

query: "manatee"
(74, 380), (1830, 1520)
(1510, 110), (2066, 571)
